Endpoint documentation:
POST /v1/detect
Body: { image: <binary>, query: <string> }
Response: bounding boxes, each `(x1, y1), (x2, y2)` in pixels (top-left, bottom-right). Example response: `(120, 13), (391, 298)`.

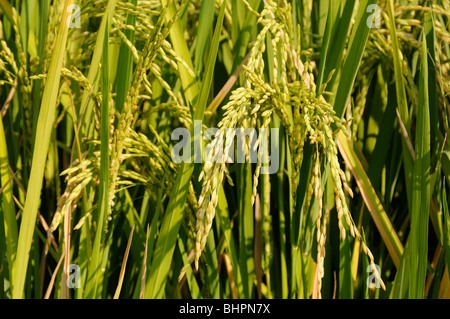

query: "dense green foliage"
(0, 0), (449, 299)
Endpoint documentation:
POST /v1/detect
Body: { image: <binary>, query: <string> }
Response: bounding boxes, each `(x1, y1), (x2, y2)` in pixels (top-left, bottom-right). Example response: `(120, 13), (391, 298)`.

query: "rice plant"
(0, 0), (449, 299)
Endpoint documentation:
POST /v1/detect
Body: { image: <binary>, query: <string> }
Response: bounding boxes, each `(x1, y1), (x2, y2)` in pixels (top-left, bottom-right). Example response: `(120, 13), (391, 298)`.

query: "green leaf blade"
(409, 33), (431, 299)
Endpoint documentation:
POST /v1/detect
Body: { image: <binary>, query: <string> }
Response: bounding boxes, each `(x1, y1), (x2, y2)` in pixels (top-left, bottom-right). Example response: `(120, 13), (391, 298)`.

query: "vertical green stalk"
(386, 0), (414, 212)
(237, 163), (255, 299)
(205, 230), (220, 298)
(215, 187), (244, 297)
(84, 20), (110, 299)
(317, 0), (354, 96)
(275, 124), (288, 299)
(80, 0), (117, 139)
(0, 114), (18, 294)
(424, 11), (439, 173)
(442, 183), (450, 277)
(339, 225), (353, 298)
(265, 32), (289, 298)
(409, 33), (431, 299)
(231, 0), (261, 71)
(31, 0), (49, 144)
(194, 0), (216, 75)
(333, 0), (378, 118)
(145, 2), (225, 298)
(115, 0), (137, 113)
(12, 0), (73, 299)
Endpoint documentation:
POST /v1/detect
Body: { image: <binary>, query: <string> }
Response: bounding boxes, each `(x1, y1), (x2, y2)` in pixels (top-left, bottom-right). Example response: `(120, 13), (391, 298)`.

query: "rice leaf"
(84, 18), (111, 299)
(409, 33), (431, 299)
(115, 0), (137, 113)
(0, 113), (18, 291)
(12, 0), (74, 299)
(386, 0), (414, 212)
(332, 0), (378, 118)
(194, 0), (216, 75)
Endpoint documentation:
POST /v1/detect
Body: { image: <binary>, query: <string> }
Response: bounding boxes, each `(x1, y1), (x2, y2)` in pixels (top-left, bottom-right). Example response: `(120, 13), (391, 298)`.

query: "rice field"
(0, 0), (449, 299)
